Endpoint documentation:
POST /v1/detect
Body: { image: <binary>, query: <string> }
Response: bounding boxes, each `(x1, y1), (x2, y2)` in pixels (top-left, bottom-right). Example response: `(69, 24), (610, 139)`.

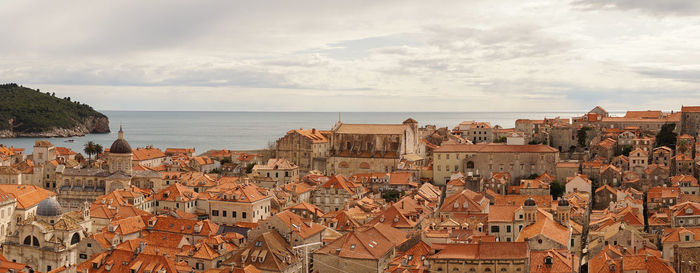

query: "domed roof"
(37, 198), (63, 217)
(110, 139), (132, 154)
(558, 198), (570, 207)
(523, 197), (537, 207)
(109, 125), (132, 154)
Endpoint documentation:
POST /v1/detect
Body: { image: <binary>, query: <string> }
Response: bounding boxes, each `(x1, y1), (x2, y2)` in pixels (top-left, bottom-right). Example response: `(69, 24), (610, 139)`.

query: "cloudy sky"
(2, 0), (700, 112)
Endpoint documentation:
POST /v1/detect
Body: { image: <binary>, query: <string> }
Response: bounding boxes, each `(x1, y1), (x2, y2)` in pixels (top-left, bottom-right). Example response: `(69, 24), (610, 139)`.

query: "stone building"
(573, 109), (681, 134)
(681, 106), (700, 137)
(453, 121), (495, 143)
(594, 185), (617, 210)
(3, 198), (91, 272)
(629, 148), (649, 176)
(276, 128), (330, 173)
(310, 175), (368, 212)
(326, 119), (420, 176)
(653, 146), (673, 167)
(200, 182), (273, 224)
(550, 124), (576, 152)
(432, 143), (558, 185)
(599, 164), (622, 186)
(674, 153), (695, 176)
(677, 134), (695, 157)
(252, 158), (299, 187)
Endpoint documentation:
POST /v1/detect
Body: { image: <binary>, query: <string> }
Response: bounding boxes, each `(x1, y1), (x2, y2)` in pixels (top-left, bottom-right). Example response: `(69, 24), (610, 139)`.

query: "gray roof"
(37, 198), (63, 217)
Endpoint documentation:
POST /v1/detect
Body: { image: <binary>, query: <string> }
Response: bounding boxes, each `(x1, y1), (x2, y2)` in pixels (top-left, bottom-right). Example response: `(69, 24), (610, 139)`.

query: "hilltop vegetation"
(0, 83), (109, 134)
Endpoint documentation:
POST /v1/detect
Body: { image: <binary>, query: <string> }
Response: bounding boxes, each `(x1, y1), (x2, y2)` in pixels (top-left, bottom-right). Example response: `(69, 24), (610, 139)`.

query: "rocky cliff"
(0, 83), (111, 138)
(0, 116), (110, 138)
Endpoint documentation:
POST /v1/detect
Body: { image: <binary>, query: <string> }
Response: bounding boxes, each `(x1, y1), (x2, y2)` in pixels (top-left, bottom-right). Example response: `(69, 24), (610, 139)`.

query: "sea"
(0, 111), (618, 154)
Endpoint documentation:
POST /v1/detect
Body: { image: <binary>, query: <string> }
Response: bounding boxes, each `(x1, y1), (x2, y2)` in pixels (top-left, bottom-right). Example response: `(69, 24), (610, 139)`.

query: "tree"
(527, 173), (539, 179)
(550, 180), (565, 199)
(83, 141), (97, 164)
(83, 141), (102, 166)
(616, 145), (633, 156)
(655, 123), (677, 149)
(220, 157), (232, 164)
(246, 163), (256, 174)
(381, 190), (402, 202)
(94, 143), (103, 157)
(577, 126), (592, 147)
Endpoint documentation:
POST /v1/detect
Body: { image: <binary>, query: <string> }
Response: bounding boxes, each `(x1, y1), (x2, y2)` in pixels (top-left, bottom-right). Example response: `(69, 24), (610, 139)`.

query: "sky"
(2, 0), (700, 112)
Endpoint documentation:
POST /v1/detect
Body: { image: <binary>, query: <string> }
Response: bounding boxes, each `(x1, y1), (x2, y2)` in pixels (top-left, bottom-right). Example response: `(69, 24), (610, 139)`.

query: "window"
(243, 212), (247, 218)
(80, 253), (87, 259)
(233, 211), (237, 218)
(255, 241), (262, 247)
(506, 225), (511, 233)
(490, 226), (499, 233)
(212, 210), (219, 216)
(223, 211), (227, 217)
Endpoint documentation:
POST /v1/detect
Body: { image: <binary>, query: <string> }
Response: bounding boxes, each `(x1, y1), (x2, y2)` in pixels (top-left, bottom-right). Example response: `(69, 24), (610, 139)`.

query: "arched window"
(71, 233), (80, 245)
(24, 236), (39, 246)
(359, 162), (370, 169)
(466, 161), (475, 169)
(339, 162), (349, 169)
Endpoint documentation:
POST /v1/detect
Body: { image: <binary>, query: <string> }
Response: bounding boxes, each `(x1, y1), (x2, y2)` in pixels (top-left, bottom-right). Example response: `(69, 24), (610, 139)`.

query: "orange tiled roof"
(155, 183), (198, 202)
(428, 242), (528, 260)
(132, 147), (166, 161)
(0, 185), (54, 209)
(516, 209), (570, 247)
(76, 249), (182, 273)
(273, 210), (325, 239)
(54, 146), (77, 156)
(315, 223), (408, 260)
(288, 129), (328, 143)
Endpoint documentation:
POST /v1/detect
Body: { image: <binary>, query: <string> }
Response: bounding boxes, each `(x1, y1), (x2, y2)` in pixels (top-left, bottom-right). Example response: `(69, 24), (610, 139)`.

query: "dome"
(37, 198), (63, 217)
(558, 198), (570, 207)
(110, 139), (132, 154)
(109, 125), (132, 154)
(523, 197), (537, 207)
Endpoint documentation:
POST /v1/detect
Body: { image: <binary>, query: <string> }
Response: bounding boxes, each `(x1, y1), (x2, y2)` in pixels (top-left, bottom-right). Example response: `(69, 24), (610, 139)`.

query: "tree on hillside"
(655, 123), (677, 149)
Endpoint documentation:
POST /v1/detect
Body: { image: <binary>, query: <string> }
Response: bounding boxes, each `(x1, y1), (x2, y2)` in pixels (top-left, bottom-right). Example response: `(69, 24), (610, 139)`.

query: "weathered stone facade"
(326, 119), (420, 176)
(276, 129), (329, 173)
(433, 143), (558, 185)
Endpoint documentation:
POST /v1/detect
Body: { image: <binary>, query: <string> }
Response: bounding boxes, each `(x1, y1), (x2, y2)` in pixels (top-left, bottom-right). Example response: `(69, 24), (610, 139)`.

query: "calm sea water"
(0, 111), (613, 154)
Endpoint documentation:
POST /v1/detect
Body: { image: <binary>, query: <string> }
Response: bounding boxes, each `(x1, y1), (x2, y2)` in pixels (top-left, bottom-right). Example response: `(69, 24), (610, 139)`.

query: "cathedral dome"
(523, 197), (537, 207)
(558, 198), (570, 207)
(110, 139), (132, 154)
(109, 125), (132, 154)
(37, 198), (63, 217)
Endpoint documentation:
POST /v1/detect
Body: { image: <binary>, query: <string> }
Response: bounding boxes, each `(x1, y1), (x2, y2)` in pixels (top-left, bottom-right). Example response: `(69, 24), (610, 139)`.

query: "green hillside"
(0, 83), (107, 133)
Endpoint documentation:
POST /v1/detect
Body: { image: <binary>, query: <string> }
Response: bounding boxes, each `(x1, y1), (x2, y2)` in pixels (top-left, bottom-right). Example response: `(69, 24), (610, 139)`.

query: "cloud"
(0, 0), (698, 112)
(573, 0), (700, 16)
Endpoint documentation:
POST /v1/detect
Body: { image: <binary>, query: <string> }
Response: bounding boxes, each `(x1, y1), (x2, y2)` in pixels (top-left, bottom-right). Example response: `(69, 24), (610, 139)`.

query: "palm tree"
(84, 141), (96, 165)
(94, 144), (104, 159)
